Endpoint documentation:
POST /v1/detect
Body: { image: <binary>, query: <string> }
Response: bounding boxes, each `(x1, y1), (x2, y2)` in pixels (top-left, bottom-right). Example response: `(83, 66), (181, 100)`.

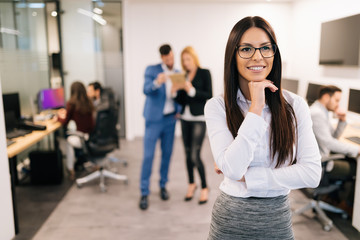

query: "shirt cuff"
(237, 112), (268, 142)
(152, 79), (161, 90)
(187, 87), (196, 97)
(349, 145), (360, 158)
(338, 120), (347, 128)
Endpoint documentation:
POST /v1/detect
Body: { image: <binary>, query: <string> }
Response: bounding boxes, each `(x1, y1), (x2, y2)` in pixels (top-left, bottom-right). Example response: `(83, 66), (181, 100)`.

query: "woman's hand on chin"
(248, 79), (278, 115)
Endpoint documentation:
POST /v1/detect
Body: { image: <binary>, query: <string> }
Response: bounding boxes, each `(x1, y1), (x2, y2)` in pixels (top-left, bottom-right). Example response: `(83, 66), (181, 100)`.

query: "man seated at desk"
(310, 85), (359, 213)
(87, 81), (111, 112)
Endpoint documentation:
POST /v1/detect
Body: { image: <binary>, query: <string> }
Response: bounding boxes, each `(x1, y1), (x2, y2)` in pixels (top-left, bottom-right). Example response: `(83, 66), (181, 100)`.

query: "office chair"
(293, 154), (348, 231)
(73, 107), (128, 192)
(81, 87), (127, 168)
(103, 88), (128, 167)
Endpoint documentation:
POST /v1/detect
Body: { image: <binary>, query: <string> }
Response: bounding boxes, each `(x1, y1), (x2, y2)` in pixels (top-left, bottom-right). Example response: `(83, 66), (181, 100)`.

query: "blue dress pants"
(140, 114), (176, 196)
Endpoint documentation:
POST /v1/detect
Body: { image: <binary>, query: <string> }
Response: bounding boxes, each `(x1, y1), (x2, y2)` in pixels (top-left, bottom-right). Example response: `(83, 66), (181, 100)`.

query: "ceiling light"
(51, 11), (57, 17)
(93, 8), (103, 15)
(77, 8), (107, 26)
(93, 15), (106, 25)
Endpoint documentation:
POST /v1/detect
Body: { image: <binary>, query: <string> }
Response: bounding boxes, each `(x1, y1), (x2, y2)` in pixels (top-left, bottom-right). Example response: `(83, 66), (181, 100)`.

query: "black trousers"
(181, 120), (207, 189)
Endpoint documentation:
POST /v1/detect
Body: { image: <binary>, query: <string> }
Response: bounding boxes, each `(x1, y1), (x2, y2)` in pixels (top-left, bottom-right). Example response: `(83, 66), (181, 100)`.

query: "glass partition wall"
(0, 0), (62, 183)
(93, 0), (125, 137)
(0, 0), (125, 138)
(0, 0), (62, 117)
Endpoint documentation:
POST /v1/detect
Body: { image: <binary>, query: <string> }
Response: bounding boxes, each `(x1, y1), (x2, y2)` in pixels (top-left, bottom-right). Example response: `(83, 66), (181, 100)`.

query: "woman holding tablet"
(172, 46), (213, 204)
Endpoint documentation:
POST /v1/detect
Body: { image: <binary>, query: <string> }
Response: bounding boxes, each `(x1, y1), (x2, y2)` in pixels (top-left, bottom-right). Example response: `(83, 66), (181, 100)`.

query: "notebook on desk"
(6, 129), (32, 139)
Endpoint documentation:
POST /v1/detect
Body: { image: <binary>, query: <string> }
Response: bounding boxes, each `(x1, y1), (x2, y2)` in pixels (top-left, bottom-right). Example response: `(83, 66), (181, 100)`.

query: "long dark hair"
(224, 16), (297, 167)
(68, 81), (94, 115)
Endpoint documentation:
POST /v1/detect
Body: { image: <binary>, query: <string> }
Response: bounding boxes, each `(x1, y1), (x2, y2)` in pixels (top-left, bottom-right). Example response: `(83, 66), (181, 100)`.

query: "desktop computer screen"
(348, 88), (360, 114)
(306, 83), (323, 106)
(38, 88), (65, 111)
(282, 78), (299, 94)
(2, 92), (21, 120)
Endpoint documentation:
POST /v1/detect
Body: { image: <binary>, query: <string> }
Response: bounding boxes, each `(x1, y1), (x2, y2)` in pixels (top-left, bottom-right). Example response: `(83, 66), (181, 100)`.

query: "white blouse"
(204, 89), (322, 198)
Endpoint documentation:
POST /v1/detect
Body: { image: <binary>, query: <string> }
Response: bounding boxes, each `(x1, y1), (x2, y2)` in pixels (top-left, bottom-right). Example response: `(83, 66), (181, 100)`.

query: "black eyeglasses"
(236, 44), (277, 59)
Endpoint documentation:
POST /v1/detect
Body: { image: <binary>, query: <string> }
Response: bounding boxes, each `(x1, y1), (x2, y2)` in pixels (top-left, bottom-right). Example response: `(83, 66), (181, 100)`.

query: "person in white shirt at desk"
(310, 85), (358, 210)
(310, 85), (360, 157)
(205, 16), (321, 239)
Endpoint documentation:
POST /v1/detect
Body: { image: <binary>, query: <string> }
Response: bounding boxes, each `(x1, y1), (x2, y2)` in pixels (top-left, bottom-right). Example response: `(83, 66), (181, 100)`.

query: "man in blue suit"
(140, 44), (181, 210)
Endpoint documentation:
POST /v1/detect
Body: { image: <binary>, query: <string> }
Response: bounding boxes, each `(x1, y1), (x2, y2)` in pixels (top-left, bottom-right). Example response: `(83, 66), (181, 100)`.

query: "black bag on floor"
(29, 150), (63, 184)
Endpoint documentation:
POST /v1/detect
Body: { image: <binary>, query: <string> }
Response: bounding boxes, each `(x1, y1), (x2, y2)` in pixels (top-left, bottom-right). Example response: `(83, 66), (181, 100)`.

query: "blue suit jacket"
(143, 63), (181, 122)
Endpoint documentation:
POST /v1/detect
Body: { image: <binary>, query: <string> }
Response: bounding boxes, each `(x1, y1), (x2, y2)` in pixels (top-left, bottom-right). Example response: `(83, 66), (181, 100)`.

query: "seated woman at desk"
(57, 81), (95, 180)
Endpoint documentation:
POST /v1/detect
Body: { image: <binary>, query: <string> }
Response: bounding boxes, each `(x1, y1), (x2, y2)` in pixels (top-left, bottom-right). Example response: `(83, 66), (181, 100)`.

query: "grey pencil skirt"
(208, 191), (294, 240)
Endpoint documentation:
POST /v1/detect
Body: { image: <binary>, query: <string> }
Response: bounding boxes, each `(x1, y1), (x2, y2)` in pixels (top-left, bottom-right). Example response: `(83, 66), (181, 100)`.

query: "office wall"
(290, 0), (360, 111)
(123, 0), (293, 139)
(0, 77), (15, 240)
(60, 0), (104, 98)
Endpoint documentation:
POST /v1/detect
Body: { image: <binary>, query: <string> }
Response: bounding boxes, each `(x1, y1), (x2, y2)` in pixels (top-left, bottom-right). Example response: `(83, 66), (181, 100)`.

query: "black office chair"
(293, 154), (348, 231)
(74, 107), (128, 192)
(102, 88), (127, 166)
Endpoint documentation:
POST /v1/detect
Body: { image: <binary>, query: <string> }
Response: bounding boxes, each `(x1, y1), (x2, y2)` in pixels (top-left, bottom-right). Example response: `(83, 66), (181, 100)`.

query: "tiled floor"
(16, 137), (359, 239)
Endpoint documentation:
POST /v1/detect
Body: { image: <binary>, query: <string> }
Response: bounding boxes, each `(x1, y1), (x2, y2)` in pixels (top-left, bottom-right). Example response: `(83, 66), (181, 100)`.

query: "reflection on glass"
(0, 2), (50, 117)
(93, 1), (126, 137)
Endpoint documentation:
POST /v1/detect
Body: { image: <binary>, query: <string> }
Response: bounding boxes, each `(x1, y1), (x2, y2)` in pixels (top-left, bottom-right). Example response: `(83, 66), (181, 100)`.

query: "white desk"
(339, 124), (360, 231)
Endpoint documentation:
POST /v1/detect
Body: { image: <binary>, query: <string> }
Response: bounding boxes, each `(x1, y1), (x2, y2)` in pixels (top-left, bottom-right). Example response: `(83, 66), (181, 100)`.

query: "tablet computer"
(169, 73), (186, 86)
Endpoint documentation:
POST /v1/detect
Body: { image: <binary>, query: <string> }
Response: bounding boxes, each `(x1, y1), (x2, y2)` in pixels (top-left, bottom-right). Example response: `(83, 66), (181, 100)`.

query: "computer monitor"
(348, 88), (360, 114)
(282, 78), (299, 94)
(306, 83), (323, 106)
(2, 92), (21, 120)
(37, 88), (65, 111)
(4, 111), (18, 131)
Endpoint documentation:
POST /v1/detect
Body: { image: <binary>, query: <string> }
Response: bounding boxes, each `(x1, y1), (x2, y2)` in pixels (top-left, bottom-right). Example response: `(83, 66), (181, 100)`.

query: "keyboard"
(6, 129), (32, 139)
(18, 121), (46, 131)
(346, 136), (360, 145)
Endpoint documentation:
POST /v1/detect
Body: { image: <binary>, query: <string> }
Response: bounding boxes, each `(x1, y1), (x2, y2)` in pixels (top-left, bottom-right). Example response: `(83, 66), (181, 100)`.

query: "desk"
(7, 120), (62, 158)
(339, 124), (360, 231)
(7, 119), (62, 234)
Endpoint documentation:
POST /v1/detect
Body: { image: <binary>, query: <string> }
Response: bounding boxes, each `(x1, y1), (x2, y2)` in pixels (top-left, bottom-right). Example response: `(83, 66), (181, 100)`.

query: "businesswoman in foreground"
(173, 46), (212, 204)
(204, 16), (322, 239)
